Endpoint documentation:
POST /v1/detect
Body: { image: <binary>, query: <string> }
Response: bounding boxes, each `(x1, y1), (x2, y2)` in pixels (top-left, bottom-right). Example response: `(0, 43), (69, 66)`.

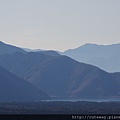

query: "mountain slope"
(23, 56), (120, 99)
(0, 66), (50, 102)
(63, 43), (120, 72)
(0, 52), (54, 77)
(1, 52), (120, 99)
(0, 41), (26, 55)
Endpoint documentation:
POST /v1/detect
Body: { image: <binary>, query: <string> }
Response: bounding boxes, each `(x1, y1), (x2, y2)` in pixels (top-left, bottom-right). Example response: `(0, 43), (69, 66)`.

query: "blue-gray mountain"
(23, 48), (43, 52)
(0, 66), (50, 102)
(0, 40), (60, 56)
(1, 51), (120, 99)
(63, 43), (120, 72)
(0, 41), (26, 55)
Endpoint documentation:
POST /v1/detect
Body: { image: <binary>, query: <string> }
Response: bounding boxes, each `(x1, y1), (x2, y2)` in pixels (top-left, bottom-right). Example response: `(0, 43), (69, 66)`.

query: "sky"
(0, 0), (120, 51)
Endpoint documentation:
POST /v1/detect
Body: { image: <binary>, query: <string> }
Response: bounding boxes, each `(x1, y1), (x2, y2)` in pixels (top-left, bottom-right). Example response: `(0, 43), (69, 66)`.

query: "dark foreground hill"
(0, 52), (120, 99)
(0, 66), (50, 102)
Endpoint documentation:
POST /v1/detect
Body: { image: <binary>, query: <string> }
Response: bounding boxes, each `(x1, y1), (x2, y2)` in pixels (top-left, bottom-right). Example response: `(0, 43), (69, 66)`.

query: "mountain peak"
(63, 43), (120, 72)
(0, 41), (26, 55)
(0, 41), (5, 44)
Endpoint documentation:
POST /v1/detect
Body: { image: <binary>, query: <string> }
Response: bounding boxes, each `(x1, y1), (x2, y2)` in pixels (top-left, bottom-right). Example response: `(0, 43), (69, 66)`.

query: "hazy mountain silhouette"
(87, 54), (120, 73)
(63, 43), (120, 72)
(0, 66), (50, 102)
(23, 48), (43, 52)
(0, 41), (26, 55)
(23, 47), (60, 57)
(1, 51), (120, 99)
(23, 47), (60, 56)
(38, 50), (61, 56)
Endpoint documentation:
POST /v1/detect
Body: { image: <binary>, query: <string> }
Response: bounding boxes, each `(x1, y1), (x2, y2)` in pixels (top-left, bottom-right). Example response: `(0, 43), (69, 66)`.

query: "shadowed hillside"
(0, 66), (50, 102)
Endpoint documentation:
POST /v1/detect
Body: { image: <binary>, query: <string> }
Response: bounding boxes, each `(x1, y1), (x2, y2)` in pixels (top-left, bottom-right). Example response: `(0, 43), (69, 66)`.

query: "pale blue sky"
(0, 0), (120, 51)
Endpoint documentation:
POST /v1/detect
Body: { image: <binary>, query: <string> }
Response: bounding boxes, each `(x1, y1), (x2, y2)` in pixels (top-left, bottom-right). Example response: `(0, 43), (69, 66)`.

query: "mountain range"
(0, 41), (120, 100)
(63, 43), (120, 72)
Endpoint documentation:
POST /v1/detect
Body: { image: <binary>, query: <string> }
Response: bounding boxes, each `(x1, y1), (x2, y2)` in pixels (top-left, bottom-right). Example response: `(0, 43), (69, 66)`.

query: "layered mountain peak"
(0, 41), (26, 55)
(0, 41), (4, 44)
(0, 41), (120, 100)
(63, 43), (120, 72)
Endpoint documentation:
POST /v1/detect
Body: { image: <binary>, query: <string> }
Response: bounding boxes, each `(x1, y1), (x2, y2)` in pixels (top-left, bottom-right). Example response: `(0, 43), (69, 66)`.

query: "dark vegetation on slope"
(0, 101), (120, 114)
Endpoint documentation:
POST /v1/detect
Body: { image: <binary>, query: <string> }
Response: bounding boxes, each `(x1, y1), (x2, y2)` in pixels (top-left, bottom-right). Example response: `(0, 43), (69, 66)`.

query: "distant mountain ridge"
(0, 41), (26, 54)
(23, 48), (43, 52)
(63, 43), (120, 72)
(38, 50), (60, 56)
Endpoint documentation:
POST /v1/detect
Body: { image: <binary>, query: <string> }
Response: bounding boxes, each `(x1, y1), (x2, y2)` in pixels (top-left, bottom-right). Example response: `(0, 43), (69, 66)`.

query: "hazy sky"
(0, 0), (120, 51)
